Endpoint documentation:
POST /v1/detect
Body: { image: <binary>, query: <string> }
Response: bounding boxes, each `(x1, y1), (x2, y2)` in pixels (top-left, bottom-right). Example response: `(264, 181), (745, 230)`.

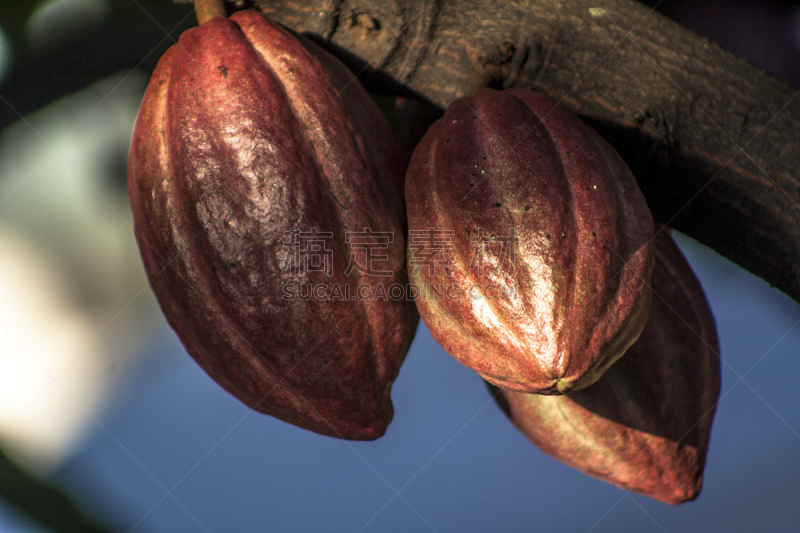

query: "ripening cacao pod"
(488, 228), (721, 504)
(405, 88), (653, 394)
(128, 11), (418, 440)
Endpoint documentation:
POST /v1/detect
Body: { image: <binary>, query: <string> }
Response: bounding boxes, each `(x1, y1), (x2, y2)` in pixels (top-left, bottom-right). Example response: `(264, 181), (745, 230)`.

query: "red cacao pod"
(489, 228), (721, 504)
(406, 88), (653, 394)
(128, 11), (417, 440)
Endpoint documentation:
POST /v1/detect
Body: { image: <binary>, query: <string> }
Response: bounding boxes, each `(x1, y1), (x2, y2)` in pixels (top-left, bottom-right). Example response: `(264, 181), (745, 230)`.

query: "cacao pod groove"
(405, 88), (654, 394)
(489, 228), (721, 504)
(128, 11), (417, 440)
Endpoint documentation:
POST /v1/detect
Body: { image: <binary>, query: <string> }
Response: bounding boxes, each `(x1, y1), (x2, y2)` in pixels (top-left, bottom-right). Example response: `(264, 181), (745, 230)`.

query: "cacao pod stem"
(195, 0), (225, 25)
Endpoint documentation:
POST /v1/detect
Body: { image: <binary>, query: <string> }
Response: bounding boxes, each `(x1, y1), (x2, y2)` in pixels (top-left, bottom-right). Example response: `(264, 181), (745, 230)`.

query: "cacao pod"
(488, 228), (721, 504)
(405, 88), (653, 393)
(128, 11), (417, 440)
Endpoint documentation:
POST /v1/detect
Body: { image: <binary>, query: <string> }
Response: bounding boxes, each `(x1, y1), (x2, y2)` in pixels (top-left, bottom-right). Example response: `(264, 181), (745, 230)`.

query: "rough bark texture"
(254, 0), (800, 305)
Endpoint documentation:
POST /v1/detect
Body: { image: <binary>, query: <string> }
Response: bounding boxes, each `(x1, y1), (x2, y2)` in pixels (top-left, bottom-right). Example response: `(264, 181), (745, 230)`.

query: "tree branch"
(255, 0), (800, 304)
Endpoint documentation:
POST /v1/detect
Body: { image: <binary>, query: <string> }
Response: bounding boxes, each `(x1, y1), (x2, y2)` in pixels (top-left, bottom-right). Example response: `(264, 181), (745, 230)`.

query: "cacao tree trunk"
(255, 0), (800, 305)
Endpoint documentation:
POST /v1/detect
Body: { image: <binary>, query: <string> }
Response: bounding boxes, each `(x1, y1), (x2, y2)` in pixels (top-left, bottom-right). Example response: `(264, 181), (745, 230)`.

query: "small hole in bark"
(352, 13), (381, 33)
(525, 205), (531, 211)
(494, 202), (502, 207)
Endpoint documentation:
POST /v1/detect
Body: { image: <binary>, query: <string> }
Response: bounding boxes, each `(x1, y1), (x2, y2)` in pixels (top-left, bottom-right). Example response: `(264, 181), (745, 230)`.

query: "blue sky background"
(41, 231), (800, 532)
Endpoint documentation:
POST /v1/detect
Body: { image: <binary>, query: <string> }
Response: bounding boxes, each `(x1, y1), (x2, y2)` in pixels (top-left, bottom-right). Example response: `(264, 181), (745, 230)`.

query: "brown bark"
(255, 0), (800, 305)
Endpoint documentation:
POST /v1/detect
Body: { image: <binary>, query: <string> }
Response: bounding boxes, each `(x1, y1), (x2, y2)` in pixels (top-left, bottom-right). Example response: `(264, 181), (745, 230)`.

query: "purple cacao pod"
(489, 228), (721, 504)
(128, 11), (417, 440)
(406, 88), (653, 393)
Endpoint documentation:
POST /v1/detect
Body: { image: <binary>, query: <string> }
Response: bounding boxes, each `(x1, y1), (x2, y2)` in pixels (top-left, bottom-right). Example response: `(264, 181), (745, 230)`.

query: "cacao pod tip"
(485, 230), (718, 505)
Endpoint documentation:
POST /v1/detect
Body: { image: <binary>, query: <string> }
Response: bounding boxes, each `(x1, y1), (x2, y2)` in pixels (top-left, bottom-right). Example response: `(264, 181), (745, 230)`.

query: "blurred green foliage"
(370, 94), (397, 131)
(0, 3), (38, 45)
(0, 0), (194, 129)
(0, 449), (115, 533)
(0, 0), (194, 46)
